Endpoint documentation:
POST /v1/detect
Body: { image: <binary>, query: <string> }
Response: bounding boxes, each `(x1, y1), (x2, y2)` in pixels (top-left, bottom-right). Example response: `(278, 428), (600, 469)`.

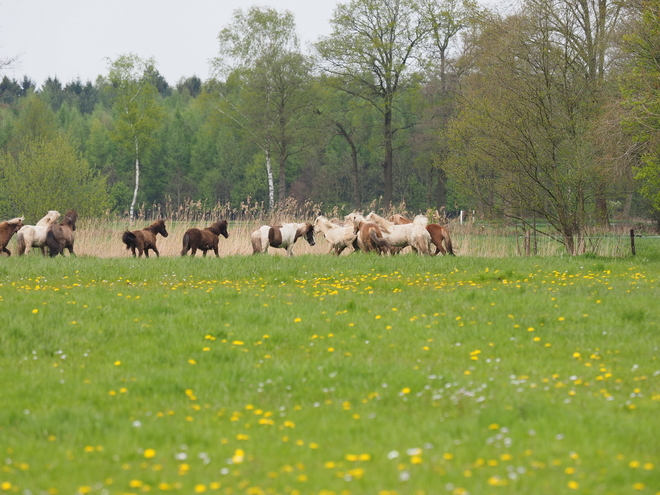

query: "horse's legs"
(152, 248), (160, 258)
(2, 247), (10, 256)
(213, 247), (219, 257)
(40, 245), (47, 256)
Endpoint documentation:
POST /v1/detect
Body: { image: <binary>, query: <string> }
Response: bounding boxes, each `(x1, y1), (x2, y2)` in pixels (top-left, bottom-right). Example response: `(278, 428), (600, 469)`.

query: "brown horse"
(181, 219), (229, 257)
(390, 214), (455, 255)
(122, 219), (169, 258)
(46, 210), (78, 257)
(353, 219), (391, 255)
(0, 217), (24, 256)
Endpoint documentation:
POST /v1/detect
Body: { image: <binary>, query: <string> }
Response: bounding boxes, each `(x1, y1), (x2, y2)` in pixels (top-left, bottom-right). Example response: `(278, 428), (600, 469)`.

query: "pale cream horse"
(366, 212), (432, 255)
(16, 210), (60, 256)
(314, 215), (358, 256)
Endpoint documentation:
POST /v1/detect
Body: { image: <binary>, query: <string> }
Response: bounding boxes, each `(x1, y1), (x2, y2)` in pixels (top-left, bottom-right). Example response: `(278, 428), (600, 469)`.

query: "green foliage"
(621, 0), (660, 215)
(0, 134), (112, 220)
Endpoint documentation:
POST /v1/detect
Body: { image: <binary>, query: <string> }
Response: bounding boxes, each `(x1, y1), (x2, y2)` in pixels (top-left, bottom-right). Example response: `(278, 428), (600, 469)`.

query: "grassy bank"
(0, 253), (659, 494)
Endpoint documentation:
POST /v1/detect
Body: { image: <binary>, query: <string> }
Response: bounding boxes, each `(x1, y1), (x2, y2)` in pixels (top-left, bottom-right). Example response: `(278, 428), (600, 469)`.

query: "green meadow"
(1, 249), (659, 495)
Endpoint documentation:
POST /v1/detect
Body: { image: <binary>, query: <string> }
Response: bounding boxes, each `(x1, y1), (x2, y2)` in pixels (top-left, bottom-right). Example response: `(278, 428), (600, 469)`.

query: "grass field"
(1, 243), (659, 494)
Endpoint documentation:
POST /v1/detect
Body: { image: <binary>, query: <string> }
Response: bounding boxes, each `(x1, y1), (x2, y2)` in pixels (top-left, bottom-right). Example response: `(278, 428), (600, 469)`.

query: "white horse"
(366, 212), (432, 255)
(16, 210), (60, 256)
(314, 215), (358, 256)
(251, 222), (316, 256)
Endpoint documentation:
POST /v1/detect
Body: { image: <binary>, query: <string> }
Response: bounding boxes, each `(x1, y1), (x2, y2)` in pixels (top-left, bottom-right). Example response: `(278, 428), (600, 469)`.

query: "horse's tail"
(122, 231), (136, 250)
(370, 229), (391, 254)
(444, 229), (455, 256)
(46, 229), (59, 257)
(251, 230), (262, 254)
(16, 230), (26, 256)
(181, 232), (190, 256)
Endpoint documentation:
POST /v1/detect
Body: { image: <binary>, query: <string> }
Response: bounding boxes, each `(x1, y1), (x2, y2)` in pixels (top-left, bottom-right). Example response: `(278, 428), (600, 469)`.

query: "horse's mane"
(412, 215), (428, 227)
(62, 210), (78, 227)
(5, 217), (24, 226)
(36, 211), (60, 227)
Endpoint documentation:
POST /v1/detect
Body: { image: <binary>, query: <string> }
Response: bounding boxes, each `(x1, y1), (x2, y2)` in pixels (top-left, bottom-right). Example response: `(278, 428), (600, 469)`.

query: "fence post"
(525, 230), (531, 256)
(630, 229), (636, 256)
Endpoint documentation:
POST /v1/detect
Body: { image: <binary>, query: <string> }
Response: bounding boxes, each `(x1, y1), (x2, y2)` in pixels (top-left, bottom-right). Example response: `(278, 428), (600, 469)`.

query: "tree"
(106, 54), (165, 220)
(417, 0), (479, 212)
(212, 7), (318, 209)
(620, 0), (660, 220)
(316, 0), (430, 207)
(0, 134), (111, 220)
(447, 4), (623, 255)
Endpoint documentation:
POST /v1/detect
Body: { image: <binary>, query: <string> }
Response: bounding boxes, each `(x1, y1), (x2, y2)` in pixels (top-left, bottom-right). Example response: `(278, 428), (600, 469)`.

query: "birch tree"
(107, 54), (164, 221)
(212, 7), (317, 209)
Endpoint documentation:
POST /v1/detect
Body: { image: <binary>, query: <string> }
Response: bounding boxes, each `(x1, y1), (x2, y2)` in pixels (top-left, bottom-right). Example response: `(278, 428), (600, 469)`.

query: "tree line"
(1, 0), (658, 254)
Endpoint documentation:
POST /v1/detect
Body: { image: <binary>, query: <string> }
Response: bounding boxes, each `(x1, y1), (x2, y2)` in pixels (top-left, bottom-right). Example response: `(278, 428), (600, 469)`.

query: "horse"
(0, 217), (24, 256)
(348, 217), (391, 255)
(390, 213), (455, 256)
(314, 215), (357, 256)
(122, 219), (169, 258)
(366, 212), (432, 255)
(251, 222), (315, 256)
(46, 210), (78, 257)
(16, 210), (61, 256)
(181, 219), (229, 257)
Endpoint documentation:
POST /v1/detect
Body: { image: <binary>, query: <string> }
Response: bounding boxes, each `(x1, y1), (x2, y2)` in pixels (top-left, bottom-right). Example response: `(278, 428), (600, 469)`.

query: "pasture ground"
(1, 248), (659, 495)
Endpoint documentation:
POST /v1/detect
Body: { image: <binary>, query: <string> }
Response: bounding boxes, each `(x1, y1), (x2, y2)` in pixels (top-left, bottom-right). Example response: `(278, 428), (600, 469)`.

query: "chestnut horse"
(0, 217), (24, 256)
(122, 219), (169, 257)
(390, 214), (455, 256)
(251, 222), (315, 256)
(350, 218), (391, 255)
(181, 219), (229, 257)
(46, 210), (78, 257)
(16, 210), (60, 256)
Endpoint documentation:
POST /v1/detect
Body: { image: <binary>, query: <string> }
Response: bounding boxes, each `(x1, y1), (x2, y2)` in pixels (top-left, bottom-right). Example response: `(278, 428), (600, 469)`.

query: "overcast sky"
(0, 0), (341, 87)
(0, 0), (505, 89)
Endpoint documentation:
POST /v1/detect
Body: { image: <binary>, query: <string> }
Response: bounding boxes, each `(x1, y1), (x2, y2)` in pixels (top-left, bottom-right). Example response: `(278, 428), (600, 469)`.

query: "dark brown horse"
(46, 210), (78, 257)
(181, 219), (229, 257)
(0, 217), (24, 256)
(390, 214), (455, 255)
(122, 219), (169, 258)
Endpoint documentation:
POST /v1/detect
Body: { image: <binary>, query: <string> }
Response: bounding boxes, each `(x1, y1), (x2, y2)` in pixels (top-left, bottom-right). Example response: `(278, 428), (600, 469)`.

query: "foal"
(46, 209), (78, 257)
(181, 219), (229, 257)
(0, 217), (24, 256)
(122, 219), (169, 258)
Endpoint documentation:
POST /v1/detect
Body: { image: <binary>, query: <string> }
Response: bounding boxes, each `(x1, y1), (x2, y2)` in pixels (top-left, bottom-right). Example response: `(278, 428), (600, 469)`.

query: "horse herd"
(0, 210), (454, 258)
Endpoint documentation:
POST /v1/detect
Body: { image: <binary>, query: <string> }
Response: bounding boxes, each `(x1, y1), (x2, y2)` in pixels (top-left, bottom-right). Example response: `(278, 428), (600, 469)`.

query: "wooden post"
(630, 229), (636, 256)
(524, 230), (531, 256)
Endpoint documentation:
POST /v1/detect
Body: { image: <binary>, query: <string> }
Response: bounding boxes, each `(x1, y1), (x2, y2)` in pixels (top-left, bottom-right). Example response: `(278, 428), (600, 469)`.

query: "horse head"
(156, 220), (169, 237)
(217, 220), (229, 238)
(64, 210), (78, 231)
(303, 223), (315, 246)
(7, 217), (24, 228)
(413, 215), (428, 228)
(36, 210), (60, 227)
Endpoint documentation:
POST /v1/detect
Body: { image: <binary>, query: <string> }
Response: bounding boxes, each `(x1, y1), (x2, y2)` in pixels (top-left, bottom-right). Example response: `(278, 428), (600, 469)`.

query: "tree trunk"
(129, 139), (140, 222)
(265, 149), (274, 211)
(335, 122), (361, 210)
(435, 168), (447, 214)
(383, 97), (394, 207)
